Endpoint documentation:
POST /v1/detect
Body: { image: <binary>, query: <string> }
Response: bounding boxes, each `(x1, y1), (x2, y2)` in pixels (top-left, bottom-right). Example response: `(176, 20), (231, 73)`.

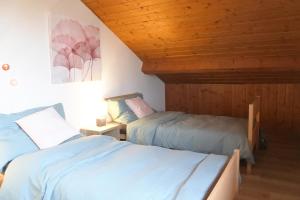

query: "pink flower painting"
(50, 18), (101, 83)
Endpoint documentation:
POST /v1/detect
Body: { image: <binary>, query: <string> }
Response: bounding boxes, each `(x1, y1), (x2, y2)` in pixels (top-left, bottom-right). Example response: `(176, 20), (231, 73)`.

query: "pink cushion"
(125, 97), (154, 118)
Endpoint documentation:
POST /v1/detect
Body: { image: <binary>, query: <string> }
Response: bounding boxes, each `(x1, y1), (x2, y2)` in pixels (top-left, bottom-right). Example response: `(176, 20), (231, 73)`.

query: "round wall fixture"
(9, 78), (18, 87)
(2, 64), (10, 71)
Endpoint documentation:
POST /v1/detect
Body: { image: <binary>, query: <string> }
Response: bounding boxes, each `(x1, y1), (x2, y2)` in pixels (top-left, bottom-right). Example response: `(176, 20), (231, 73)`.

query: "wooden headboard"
(248, 96), (261, 151)
(104, 93), (143, 101)
(104, 93), (143, 140)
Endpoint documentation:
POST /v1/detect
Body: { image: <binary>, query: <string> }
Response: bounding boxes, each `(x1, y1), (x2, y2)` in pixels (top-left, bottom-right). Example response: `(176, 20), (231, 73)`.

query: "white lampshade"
(98, 101), (108, 119)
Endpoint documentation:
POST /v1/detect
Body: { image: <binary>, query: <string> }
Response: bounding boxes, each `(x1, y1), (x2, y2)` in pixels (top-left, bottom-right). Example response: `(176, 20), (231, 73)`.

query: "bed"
(105, 93), (260, 173)
(0, 103), (240, 200)
(0, 136), (239, 200)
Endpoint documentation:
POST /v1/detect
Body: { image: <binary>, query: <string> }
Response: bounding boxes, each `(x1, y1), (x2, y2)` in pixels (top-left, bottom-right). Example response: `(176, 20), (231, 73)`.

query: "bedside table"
(80, 123), (121, 140)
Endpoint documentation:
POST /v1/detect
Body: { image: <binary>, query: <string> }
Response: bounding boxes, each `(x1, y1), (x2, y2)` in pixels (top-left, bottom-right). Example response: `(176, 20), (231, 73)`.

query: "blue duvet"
(127, 112), (254, 163)
(0, 136), (227, 200)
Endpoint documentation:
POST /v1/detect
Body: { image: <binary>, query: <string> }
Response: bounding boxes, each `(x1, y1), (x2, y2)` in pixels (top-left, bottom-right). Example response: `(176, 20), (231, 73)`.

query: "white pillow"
(125, 97), (154, 118)
(16, 107), (79, 149)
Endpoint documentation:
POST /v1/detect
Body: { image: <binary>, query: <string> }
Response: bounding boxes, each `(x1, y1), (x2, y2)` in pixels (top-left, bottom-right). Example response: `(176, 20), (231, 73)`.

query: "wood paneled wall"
(166, 84), (300, 134)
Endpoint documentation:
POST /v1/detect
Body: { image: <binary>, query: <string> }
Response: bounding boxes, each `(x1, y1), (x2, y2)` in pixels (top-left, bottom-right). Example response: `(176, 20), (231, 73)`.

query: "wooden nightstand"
(80, 123), (121, 140)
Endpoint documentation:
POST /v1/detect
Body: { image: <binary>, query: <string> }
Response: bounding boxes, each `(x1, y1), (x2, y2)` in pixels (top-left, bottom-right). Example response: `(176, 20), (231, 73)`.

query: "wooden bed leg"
(246, 163), (252, 174)
(255, 142), (260, 151)
(0, 173), (4, 187)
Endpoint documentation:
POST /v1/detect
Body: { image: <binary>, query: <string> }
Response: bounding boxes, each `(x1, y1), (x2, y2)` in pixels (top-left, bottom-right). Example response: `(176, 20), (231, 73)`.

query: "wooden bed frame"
(247, 96), (261, 173)
(105, 93), (260, 173)
(104, 93), (143, 102)
(207, 149), (240, 200)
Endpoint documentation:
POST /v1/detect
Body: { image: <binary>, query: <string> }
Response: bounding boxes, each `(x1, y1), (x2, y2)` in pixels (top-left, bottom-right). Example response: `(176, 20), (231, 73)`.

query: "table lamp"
(96, 101), (108, 127)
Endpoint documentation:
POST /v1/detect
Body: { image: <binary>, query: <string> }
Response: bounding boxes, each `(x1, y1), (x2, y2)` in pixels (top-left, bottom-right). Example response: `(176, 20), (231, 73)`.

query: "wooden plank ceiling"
(82, 0), (300, 83)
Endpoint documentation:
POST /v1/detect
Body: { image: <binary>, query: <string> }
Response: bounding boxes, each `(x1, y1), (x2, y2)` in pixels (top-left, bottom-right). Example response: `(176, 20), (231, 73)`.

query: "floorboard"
(236, 132), (300, 200)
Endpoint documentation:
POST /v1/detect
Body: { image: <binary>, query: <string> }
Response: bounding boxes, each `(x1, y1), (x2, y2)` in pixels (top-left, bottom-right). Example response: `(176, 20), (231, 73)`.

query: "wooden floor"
(236, 132), (300, 200)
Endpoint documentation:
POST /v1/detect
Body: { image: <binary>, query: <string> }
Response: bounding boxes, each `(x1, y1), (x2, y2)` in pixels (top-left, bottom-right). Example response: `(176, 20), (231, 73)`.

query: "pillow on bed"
(0, 103), (65, 172)
(0, 103), (65, 129)
(107, 99), (137, 124)
(16, 107), (79, 149)
(125, 97), (154, 118)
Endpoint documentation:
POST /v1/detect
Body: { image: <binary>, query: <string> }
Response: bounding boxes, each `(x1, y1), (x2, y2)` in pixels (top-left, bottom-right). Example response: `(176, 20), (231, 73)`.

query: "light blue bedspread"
(127, 112), (254, 163)
(0, 135), (227, 200)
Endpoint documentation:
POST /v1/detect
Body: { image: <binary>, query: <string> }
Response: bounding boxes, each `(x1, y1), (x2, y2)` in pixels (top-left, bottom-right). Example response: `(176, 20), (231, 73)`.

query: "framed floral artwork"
(49, 15), (101, 83)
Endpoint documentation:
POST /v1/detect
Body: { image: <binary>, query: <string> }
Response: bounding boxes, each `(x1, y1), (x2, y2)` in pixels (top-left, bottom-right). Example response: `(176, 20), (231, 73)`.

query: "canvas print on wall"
(49, 15), (101, 83)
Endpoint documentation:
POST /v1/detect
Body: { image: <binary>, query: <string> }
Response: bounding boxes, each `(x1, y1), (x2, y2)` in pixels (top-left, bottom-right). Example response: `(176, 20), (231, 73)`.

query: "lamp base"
(96, 118), (106, 127)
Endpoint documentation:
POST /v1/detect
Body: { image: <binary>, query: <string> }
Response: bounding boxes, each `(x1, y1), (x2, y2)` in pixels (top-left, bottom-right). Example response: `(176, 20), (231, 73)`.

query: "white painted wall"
(0, 0), (165, 127)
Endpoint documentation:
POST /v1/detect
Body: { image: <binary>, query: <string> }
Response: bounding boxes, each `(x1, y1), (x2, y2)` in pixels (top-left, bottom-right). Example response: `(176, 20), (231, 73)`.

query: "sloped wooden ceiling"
(82, 0), (300, 83)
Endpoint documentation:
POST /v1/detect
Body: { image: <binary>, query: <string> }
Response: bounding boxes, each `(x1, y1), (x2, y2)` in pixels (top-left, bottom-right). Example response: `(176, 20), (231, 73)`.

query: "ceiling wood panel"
(82, 0), (300, 83)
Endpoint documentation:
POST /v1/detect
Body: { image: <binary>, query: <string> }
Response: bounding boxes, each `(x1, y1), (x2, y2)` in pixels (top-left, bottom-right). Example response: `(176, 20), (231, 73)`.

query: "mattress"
(0, 135), (228, 200)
